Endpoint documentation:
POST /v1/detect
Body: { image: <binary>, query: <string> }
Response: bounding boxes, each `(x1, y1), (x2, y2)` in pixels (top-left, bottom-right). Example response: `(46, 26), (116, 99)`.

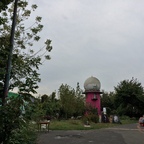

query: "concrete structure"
(83, 76), (102, 116)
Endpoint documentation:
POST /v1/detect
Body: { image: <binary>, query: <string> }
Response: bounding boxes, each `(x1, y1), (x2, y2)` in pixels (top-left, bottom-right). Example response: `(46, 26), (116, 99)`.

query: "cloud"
(27, 0), (144, 96)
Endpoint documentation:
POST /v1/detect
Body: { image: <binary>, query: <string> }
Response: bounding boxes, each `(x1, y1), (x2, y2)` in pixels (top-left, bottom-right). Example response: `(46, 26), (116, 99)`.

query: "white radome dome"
(84, 76), (101, 91)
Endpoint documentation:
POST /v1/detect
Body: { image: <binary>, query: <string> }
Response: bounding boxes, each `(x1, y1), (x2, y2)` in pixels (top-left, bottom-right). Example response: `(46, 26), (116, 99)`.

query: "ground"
(37, 123), (144, 144)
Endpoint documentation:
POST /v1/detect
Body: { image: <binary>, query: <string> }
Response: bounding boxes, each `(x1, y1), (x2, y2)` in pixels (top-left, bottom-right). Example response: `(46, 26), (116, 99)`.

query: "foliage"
(8, 122), (37, 144)
(0, 96), (37, 144)
(58, 84), (76, 118)
(0, 0), (14, 25)
(84, 104), (99, 123)
(101, 91), (115, 115)
(0, 0), (52, 143)
(25, 93), (61, 122)
(25, 98), (45, 122)
(35, 83), (85, 120)
(74, 82), (85, 116)
(41, 92), (61, 117)
(82, 114), (99, 124)
(0, 0), (14, 12)
(114, 78), (144, 117)
(0, 82), (4, 102)
(0, 0), (52, 96)
(26, 83), (85, 120)
(58, 83), (85, 119)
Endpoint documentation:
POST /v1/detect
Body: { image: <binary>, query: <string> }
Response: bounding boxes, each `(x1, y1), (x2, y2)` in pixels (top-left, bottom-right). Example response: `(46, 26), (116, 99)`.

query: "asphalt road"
(37, 123), (144, 144)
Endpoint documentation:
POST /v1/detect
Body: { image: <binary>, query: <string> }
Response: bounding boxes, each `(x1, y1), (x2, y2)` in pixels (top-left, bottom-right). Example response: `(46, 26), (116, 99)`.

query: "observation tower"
(83, 76), (102, 116)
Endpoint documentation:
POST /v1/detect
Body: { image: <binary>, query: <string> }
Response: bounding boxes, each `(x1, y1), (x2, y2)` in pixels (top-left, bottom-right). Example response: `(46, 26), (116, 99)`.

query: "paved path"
(37, 123), (144, 144)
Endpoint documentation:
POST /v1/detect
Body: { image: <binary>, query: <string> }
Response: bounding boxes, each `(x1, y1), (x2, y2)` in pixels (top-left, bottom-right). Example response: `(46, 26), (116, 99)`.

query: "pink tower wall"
(85, 92), (101, 116)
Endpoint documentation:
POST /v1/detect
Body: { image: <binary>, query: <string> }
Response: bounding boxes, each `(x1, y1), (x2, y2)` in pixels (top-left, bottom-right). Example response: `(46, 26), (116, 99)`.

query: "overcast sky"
(27, 0), (144, 96)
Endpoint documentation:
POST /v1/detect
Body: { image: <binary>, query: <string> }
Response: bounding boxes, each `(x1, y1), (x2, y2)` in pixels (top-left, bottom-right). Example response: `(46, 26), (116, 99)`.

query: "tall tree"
(0, 1), (52, 142)
(114, 78), (144, 117)
(75, 82), (85, 116)
(59, 84), (76, 119)
(101, 90), (115, 115)
(0, 0), (52, 98)
(41, 92), (61, 116)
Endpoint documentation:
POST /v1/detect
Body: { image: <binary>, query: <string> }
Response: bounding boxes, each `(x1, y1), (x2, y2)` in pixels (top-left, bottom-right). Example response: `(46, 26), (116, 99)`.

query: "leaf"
(35, 16), (42, 22)
(31, 4), (37, 11)
(34, 36), (40, 41)
(45, 55), (51, 60)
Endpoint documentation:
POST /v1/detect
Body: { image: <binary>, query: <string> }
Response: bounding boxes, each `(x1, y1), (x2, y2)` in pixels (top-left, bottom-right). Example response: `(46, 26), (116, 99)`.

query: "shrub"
(8, 122), (37, 144)
(82, 114), (99, 124)
(0, 97), (38, 144)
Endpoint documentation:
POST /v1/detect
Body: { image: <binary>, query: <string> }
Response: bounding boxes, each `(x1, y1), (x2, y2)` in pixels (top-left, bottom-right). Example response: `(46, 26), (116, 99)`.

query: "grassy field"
(49, 119), (138, 130)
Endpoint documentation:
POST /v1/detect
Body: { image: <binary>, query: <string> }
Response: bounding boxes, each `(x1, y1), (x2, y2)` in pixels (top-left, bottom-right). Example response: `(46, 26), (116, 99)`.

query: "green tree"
(0, 1), (52, 143)
(41, 92), (61, 117)
(74, 82), (85, 117)
(25, 97), (45, 122)
(59, 84), (76, 119)
(0, 0), (52, 96)
(101, 90), (115, 115)
(58, 83), (85, 119)
(114, 78), (144, 117)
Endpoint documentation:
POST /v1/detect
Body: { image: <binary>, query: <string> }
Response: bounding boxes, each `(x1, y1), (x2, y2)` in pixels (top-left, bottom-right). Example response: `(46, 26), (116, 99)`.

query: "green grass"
(49, 119), (137, 130)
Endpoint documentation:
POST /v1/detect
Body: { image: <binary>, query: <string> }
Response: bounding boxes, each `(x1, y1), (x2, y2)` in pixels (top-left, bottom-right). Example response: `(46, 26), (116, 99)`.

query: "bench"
(37, 121), (50, 132)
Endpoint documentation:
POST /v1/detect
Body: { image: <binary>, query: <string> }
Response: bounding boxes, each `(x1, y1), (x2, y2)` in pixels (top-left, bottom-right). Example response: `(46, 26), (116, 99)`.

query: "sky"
(26, 0), (144, 96)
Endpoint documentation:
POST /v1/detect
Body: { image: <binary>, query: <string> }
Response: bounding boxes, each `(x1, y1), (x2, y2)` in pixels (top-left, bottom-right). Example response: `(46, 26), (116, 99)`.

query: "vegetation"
(101, 78), (144, 118)
(114, 78), (144, 117)
(0, 0), (52, 101)
(0, 96), (38, 144)
(1, 77), (142, 143)
(0, 0), (52, 143)
(58, 83), (85, 119)
(0, 0), (14, 12)
(49, 118), (137, 130)
(0, 0), (144, 143)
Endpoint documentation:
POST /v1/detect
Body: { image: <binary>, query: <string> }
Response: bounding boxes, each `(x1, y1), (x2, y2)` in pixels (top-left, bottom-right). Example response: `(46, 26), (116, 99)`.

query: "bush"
(120, 115), (131, 120)
(8, 122), (37, 144)
(83, 105), (99, 124)
(0, 97), (38, 144)
(82, 114), (99, 124)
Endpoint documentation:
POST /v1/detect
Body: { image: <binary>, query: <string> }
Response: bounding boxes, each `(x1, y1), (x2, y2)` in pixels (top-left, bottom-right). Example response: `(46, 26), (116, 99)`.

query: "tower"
(83, 76), (102, 116)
